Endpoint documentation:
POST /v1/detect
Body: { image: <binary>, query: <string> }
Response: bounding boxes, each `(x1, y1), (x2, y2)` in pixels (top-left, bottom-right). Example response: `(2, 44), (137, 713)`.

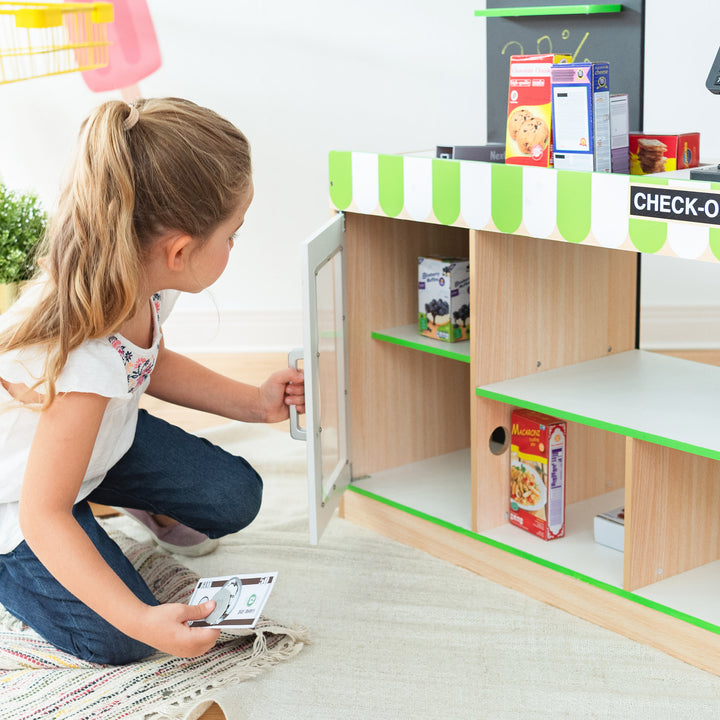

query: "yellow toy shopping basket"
(0, 2), (113, 84)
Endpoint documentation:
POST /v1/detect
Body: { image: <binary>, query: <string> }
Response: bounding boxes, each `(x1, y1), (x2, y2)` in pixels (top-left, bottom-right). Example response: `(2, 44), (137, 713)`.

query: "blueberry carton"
(418, 256), (470, 343)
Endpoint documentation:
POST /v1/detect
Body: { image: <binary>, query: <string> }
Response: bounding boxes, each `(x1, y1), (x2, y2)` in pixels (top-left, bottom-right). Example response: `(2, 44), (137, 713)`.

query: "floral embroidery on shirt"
(107, 293), (161, 393)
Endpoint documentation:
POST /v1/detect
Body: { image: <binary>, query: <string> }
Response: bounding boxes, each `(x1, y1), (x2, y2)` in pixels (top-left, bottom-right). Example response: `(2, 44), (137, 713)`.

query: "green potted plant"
(0, 183), (47, 313)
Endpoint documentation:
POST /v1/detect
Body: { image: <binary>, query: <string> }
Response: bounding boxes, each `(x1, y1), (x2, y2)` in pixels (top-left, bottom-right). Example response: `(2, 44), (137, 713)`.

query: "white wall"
(0, 1), (719, 351)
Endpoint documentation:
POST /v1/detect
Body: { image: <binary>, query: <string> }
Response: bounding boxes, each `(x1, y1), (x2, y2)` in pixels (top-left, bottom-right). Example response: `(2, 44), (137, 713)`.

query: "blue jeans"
(0, 410), (263, 665)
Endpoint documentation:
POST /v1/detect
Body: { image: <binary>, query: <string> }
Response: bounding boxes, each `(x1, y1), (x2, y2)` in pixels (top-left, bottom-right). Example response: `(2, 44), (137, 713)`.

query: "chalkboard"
(482, 0), (645, 143)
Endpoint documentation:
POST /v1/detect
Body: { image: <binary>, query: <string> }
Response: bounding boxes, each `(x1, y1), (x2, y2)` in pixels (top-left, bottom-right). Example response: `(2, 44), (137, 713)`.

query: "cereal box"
(629, 132), (700, 174)
(418, 256), (469, 343)
(505, 53), (571, 167)
(510, 409), (566, 541)
(551, 61), (611, 173)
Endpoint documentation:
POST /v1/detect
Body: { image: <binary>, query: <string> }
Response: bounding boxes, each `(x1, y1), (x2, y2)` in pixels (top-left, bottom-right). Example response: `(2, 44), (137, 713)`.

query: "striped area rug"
(0, 530), (309, 720)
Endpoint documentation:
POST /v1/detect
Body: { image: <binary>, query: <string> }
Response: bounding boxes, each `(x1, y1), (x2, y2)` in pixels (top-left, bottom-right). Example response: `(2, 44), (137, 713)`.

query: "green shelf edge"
(371, 330), (471, 363)
(347, 483), (720, 636)
(475, 387), (720, 463)
(475, 4), (623, 17)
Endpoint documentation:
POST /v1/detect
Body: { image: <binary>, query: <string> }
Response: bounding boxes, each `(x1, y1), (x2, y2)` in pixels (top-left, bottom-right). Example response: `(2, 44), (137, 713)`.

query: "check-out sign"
(630, 185), (720, 226)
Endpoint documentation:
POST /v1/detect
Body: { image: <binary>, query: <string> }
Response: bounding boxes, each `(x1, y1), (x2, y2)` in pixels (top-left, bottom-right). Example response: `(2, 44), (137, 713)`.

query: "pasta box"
(510, 409), (566, 541)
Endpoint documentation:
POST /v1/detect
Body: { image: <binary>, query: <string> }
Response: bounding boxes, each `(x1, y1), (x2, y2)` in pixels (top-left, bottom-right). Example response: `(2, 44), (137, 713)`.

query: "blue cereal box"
(551, 61), (611, 173)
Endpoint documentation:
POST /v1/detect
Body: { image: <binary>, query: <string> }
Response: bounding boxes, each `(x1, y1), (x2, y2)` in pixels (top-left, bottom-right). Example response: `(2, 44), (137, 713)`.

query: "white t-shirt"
(0, 285), (180, 553)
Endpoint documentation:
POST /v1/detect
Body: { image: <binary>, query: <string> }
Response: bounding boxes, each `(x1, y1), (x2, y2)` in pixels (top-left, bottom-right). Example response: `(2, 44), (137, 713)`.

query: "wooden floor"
(137, 347), (718, 720)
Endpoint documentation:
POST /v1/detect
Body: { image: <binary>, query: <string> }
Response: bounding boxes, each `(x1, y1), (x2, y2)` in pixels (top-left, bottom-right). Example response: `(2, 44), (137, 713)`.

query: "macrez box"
(510, 409), (566, 541)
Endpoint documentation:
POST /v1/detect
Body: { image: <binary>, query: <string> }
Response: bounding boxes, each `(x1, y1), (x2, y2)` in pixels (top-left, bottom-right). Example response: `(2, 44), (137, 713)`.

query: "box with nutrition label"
(505, 53), (571, 167)
(509, 409), (566, 541)
(629, 132), (700, 174)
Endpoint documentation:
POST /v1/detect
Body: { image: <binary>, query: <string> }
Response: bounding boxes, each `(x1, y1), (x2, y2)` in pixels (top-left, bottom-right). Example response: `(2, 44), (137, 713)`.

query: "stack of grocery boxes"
(503, 52), (699, 175)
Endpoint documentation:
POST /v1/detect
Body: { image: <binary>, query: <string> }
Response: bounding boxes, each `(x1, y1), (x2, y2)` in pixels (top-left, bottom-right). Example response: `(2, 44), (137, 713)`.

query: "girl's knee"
(210, 460), (263, 536)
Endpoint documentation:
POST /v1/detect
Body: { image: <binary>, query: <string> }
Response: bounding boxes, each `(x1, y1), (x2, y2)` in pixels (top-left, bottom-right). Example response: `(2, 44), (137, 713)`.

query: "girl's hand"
(259, 368), (305, 423)
(140, 601), (221, 658)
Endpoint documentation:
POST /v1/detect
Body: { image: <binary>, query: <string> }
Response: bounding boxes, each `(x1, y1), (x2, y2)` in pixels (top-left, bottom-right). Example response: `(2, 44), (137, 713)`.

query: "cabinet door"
(293, 212), (351, 544)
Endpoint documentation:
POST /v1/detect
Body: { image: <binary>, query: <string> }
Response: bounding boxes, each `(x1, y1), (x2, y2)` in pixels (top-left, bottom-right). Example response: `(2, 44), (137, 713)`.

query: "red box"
(505, 53), (571, 167)
(629, 132), (700, 174)
(510, 409), (566, 541)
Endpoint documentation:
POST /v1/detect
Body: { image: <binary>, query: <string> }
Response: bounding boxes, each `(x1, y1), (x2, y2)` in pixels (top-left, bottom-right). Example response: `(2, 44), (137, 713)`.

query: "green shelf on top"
(474, 4), (622, 17)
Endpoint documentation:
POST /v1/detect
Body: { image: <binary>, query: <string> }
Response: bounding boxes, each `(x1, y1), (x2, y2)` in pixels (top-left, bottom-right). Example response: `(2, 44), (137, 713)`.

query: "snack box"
(629, 132), (700, 174)
(551, 61), (611, 173)
(593, 506), (625, 552)
(505, 53), (571, 167)
(418, 256), (470, 343)
(610, 94), (630, 174)
(510, 409), (566, 541)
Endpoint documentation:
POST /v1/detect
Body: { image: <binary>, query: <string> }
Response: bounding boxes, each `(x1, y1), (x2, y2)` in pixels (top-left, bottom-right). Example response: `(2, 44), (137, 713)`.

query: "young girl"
(0, 98), (305, 665)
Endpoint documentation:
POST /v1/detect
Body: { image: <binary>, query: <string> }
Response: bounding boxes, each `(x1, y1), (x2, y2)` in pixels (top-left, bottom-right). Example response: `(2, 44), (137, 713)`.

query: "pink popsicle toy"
(67, 0), (161, 100)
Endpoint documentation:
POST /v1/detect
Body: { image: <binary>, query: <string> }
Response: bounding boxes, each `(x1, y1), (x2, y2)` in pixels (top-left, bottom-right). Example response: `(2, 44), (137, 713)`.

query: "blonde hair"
(0, 97), (252, 408)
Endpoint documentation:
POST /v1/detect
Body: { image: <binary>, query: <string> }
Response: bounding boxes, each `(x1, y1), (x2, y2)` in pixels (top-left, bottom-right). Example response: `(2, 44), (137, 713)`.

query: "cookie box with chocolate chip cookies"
(505, 53), (571, 167)
(509, 409), (566, 541)
(629, 132), (700, 174)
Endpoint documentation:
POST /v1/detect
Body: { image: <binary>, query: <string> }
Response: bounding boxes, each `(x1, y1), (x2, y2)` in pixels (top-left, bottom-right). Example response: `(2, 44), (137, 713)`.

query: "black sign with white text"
(630, 185), (720, 226)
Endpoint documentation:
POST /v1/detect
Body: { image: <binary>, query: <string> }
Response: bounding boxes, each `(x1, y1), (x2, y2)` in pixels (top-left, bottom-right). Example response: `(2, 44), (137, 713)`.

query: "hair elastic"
(122, 105), (140, 131)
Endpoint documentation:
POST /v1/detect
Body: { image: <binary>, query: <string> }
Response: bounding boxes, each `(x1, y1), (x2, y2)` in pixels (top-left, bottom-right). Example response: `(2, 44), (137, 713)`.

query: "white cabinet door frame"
(291, 212), (351, 544)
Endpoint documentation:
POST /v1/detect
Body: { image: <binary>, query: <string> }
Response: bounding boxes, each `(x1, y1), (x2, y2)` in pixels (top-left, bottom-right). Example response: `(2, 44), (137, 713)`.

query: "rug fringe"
(152, 625), (311, 719)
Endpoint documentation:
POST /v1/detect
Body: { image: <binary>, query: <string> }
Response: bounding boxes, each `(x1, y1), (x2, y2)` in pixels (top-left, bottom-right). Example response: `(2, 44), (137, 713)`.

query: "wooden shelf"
(371, 324), (471, 363)
(476, 350), (720, 462)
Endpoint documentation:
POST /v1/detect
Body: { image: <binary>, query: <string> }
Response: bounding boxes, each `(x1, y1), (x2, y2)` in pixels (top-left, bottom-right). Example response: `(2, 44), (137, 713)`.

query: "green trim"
(347, 483), (720, 635)
(557, 170), (591, 243)
(475, 4), (623, 17)
(432, 159), (461, 225)
(475, 387), (720, 463)
(491, 163), (523, 234)
(328, 151), (353, 210)
(372, 329), (471, 363)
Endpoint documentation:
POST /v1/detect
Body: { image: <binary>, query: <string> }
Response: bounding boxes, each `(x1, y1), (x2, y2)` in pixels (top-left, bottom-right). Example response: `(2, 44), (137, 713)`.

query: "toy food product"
(551, 62), (611, 173)
(510, 409), (566, 541)
(418, 257), (470, 343)
(629, 132), (700, 175)
(505, 53), (571, 167)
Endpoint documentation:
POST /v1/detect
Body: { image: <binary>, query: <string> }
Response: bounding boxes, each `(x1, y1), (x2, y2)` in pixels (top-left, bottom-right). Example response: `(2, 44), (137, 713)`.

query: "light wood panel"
(345, 213), (471, 476)
(624, 438), (720, 591)
(470, 229), (637, 532)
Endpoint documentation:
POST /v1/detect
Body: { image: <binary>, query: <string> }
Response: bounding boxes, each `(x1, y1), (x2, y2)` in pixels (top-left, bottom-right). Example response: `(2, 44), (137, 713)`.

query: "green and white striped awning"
(328, 151), (720, 263)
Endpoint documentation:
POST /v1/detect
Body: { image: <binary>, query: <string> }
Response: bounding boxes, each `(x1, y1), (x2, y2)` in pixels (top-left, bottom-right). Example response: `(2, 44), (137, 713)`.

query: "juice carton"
(505, 53), (571, 167)
(510, 409), (566, 541)
(418, 256), (470, 343)
(629, 132), (700, 174)
(551, 61), (611, 173)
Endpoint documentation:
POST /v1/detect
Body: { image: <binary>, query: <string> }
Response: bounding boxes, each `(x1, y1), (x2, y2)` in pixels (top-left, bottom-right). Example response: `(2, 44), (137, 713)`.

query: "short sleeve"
(157, 290), (181, 325)
(0, 339), (130, 399)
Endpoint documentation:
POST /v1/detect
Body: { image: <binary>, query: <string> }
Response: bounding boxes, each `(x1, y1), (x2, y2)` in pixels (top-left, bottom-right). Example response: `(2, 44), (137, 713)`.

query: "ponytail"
(0, 98), (252, 408)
